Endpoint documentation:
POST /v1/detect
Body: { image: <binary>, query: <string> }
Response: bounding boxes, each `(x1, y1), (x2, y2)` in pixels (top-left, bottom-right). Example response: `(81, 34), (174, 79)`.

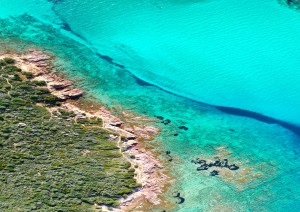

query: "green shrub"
(35, 88), (50, 94)
(3, 65), (21, 72)
(12, 74), (22, 81)
(22, 71), (34, 79)
(31, 80), (47, 86)
(0, 60), (137, 211)
(116, 188), (132, 196)
(58, 109), (76, 119)
(0, 59), (6, 67)
(3, 58), (15, 64)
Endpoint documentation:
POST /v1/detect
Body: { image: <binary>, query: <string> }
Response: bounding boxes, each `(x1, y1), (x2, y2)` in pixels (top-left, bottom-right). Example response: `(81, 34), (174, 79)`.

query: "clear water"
(0, 0), (300, 211)
(51, 0), (300, 124)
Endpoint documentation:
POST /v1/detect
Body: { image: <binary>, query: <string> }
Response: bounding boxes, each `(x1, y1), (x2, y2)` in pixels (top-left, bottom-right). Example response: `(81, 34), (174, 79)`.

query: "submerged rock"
(210, 170), (219, 176)
(228, 164), (239, 170)
(197, 165), (208, 171)
(173, 192), (185, 204)
(155, 115), (164, 120)
(162, 119), (171, 125)
(192, 157), (240, 173)
(213, 159), (222, 167)
(208, 163), (214, 167)
(166, 151), (173, 162)
(177, 196), (185, 204)
(222, 159), (229, 168)
(198, 159), (206, 164)
(178, 126), (188, 130)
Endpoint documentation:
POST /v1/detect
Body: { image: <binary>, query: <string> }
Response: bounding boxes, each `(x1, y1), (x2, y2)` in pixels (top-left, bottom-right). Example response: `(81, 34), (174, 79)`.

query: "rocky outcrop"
(50, 81), (73, 90)
(18, 50), (85, 101)
(63, 88), (83, 99)
(25, 50), (51, 63)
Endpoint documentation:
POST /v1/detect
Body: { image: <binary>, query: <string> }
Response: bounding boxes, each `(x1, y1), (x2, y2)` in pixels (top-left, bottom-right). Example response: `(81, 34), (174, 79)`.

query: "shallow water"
(1, 0), (300, 211)
(52, 0), (300, 124)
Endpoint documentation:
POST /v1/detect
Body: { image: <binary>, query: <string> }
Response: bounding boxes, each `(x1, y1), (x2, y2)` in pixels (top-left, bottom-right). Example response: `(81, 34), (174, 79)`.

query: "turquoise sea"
(1, 0), (300, 211)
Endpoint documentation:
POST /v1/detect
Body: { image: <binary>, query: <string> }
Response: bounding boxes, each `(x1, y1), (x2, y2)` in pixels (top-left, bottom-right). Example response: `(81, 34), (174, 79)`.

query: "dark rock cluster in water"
(166, 151), (173, 162)
(178, 126), (188, 130)
(173, 192), (185, 204)
(155, 115), (172, 125)
(156, 115), (164, 120)
(174, 125), (189, 136)
(163, 119), (171, 125)
(155, 116), (190, 138)
(191, 158), (239, 175)
(210, 170), (219, 176)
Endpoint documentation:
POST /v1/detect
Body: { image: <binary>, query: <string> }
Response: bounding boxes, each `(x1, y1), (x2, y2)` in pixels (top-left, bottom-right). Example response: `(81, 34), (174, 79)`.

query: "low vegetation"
(0, 58), (139, 211)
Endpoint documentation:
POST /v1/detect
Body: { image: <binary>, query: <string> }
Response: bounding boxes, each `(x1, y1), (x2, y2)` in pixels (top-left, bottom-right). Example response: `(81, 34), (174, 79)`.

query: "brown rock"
(26, 50), (51, 63)
(34, 71), (45, 77)
(67, 89), (83, 99)
(133, 126), (145, 134)
(124, 140), (138, 150)
(144, 126), (159, 134)
(140, 134), (151, 140)
(123, 126), (134, 133)
(51, 81), (73, 90)
(127, 135), (137, 140)
(109, 120), (123, 127)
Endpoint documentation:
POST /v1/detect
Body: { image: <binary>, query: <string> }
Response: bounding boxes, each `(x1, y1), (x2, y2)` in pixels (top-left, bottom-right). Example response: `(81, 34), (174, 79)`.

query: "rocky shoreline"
(0, 50), (171, 211)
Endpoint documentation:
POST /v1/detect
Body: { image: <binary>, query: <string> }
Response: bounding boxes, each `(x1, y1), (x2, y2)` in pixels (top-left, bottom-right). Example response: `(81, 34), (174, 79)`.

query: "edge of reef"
(0, 49), (174, 211)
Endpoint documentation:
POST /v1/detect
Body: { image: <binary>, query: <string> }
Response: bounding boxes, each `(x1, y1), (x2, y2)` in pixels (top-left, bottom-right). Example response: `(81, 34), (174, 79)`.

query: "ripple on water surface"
(52, 0), (300, 124)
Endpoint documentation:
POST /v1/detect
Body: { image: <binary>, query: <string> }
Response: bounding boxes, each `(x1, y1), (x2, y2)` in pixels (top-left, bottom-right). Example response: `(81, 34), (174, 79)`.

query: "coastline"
(2, 2), (300, 209)
(0, 49), (173, 211)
